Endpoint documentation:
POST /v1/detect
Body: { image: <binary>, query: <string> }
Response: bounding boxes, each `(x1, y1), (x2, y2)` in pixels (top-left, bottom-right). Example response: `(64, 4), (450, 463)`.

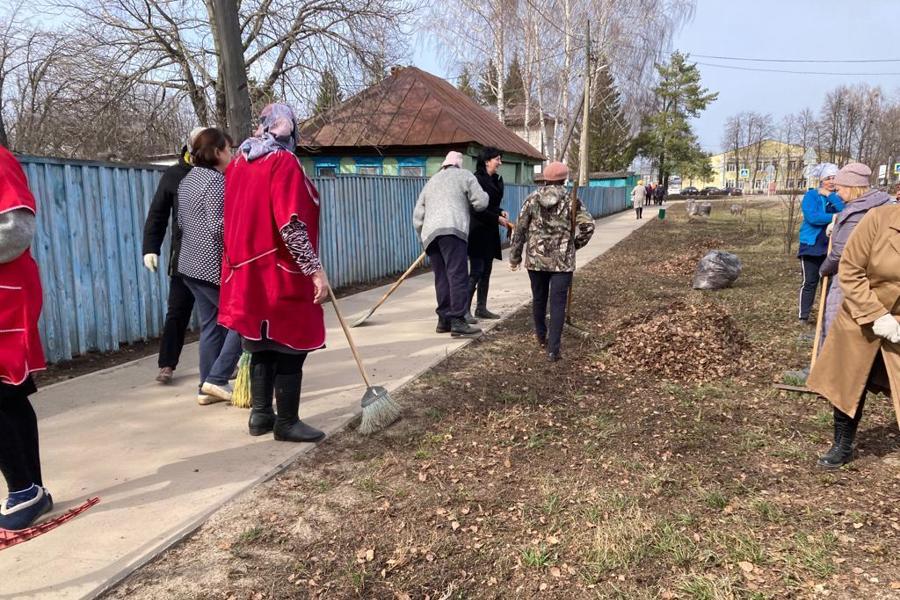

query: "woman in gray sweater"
(412, 151), (488, 337)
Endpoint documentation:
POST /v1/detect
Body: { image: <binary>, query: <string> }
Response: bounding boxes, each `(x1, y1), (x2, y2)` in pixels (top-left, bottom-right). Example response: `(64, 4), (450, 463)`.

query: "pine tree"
(503, 55), (525, 107)
(313, 69), (343, 115)
(633, 51), (717, 185)
(458, 67), (478, 100)
(569, 67), (633, 173)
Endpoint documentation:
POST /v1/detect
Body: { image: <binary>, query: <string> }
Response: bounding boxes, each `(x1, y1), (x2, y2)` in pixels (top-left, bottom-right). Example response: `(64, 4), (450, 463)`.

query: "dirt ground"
(106, 203), (900, 600)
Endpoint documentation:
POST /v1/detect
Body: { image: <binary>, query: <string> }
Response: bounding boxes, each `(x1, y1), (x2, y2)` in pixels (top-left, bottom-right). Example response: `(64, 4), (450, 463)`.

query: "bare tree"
(51, 0), (412, 130)
(427, 0), (695, 162)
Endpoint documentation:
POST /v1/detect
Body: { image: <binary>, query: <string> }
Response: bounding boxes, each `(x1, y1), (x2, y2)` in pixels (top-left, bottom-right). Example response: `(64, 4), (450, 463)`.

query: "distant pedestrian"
(654, 183), (666, 205)
(509, 162), (595, 362)
(142, 127), (204, 385)
(0, 147), (53, 531)
(413, 151), (488, 337)
(797, 163), (843, 324)
(177, 127), (242, 405)
(632, 180), (646, 219)
(645, 182), (653, 206)
(468, 147), (510, 322)
(219, 103), (328, 443)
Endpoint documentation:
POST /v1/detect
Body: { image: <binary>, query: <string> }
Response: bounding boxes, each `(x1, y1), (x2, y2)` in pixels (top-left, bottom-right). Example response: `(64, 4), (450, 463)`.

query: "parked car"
(722, 186), (743, 196)
(699, 186), (721, 196)
(681, 186), (700, 196)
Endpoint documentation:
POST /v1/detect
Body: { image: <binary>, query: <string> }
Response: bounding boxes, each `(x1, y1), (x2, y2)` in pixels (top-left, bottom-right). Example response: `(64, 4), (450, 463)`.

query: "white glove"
(143, 253), (159, 272)
(871, 314), (900, 343)
(825, 221), (835, 237)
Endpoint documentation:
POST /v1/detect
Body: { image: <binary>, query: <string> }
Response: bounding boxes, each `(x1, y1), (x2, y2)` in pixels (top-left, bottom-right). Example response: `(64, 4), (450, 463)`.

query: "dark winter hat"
(479, 146), (502, 162)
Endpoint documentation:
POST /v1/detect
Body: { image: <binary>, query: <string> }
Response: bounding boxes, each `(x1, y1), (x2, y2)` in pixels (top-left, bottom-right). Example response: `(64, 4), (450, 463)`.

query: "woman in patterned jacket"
(218, 104), (329, 443)
(176, 128), (242, 406)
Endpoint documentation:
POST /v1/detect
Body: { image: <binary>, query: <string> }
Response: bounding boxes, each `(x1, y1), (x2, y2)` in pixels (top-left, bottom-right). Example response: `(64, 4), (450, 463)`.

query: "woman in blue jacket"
(797, 163), (843, 323)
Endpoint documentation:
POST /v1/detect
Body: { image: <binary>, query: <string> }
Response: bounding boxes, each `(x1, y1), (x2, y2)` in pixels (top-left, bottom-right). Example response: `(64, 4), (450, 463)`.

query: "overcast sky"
(412, 0), (900, 154)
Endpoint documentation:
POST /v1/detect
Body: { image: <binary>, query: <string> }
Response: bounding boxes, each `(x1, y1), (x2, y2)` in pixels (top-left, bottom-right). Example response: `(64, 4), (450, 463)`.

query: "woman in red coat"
(0, 147), (52, 530)
(219, 103), (329, 443)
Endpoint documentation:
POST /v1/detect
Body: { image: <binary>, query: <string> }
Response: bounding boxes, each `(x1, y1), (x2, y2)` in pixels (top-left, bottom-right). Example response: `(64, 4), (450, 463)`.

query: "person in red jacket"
(219, 103), (329, 443)
(0, 147), (52, 530)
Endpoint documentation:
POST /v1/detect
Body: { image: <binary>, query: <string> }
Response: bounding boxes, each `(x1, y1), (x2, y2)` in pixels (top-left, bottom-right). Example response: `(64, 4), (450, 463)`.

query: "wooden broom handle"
(327, 285), (372, 387)
(368, 252), (426, 314)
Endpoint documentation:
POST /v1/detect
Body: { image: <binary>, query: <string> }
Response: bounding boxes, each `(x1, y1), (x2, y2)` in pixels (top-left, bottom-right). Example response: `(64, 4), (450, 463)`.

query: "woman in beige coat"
(807, 194), (900, 468)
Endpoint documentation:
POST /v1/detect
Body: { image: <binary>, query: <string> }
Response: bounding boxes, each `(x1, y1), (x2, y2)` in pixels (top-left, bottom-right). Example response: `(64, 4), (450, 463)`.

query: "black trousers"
(468, 255), (494, 310)
(635, 207), (643, 219)
(798, 255), (825, 321)
(0, 377), (41, 492)
(158, 275), (195, 369)
(528, 270), (573, 355)
(426, 235), (469, 320)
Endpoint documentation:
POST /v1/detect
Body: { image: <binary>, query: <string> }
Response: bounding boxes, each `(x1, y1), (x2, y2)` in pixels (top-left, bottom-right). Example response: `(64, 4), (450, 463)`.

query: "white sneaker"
(197, 393), (218, 406)
(200, 381), (233, 403)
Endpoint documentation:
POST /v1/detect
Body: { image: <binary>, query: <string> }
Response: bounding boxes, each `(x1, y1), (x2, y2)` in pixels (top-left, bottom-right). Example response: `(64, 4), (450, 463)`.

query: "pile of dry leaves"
(646, 239), (725, 277)
(602, 297), (747, 383)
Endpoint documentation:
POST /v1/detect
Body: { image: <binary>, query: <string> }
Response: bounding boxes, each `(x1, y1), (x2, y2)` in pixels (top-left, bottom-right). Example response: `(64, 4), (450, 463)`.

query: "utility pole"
(578, 20), (590, 186)
(213, 0), (252, 142)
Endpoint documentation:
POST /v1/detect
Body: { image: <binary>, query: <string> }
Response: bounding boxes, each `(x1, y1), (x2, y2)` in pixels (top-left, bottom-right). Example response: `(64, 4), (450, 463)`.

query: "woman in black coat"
(467, 147), (510, 321)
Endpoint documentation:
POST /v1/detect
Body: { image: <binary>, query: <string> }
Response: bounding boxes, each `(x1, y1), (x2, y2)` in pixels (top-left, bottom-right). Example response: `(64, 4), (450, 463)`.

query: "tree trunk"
(212, 0), (252, 141)
(0, 113), (8, 149)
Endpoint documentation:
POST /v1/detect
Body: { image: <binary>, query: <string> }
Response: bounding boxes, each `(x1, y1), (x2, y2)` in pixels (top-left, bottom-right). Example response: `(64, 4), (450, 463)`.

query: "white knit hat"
(187, 127), (207, 153)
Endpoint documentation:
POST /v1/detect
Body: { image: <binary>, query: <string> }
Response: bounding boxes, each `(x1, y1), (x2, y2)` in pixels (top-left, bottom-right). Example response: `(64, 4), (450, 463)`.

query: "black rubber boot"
(436, 318), (451, 333)
(248, 361), (276, 436)
(451, 318), (482, 337)
(817, 408), (858, 469)
(273, 372), (325, 443)
(474, 280), (500, 319)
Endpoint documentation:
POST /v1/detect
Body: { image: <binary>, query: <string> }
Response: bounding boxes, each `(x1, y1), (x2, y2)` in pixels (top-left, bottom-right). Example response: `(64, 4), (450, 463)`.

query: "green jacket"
(509, 185), (594, 272)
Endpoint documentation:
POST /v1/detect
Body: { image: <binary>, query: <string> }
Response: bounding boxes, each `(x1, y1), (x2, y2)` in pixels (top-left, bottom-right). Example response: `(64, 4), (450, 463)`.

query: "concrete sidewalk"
(1, 208), (651, 599)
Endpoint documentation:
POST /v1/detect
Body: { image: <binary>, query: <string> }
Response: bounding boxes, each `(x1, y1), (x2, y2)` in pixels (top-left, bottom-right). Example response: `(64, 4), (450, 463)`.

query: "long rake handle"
(810, 215), (836, 370)
(327, 285), (372, 387)
(565, 181), (580, 324)
(810, 274), (828, 369)
(367, 252), (426, 315)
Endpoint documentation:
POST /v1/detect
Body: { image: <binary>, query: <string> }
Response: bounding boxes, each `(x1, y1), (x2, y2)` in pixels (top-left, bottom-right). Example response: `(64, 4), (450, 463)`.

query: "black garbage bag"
(692, 251), (742, 290)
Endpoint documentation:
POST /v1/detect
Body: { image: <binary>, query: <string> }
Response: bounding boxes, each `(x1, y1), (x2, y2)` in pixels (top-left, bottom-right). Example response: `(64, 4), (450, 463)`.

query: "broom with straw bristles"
(231, 351), (252, 408)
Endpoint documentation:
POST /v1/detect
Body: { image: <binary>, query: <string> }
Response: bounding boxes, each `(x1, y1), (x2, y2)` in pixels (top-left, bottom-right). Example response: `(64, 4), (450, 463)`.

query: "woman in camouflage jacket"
(509, 162), (594, 361)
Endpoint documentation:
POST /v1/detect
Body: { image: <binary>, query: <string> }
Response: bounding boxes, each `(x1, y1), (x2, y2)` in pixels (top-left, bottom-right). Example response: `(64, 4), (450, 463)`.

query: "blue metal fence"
(16, 156), (626, 362)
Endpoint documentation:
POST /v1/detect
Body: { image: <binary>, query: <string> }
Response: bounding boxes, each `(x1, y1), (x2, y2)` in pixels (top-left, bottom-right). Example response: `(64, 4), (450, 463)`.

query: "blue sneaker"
(0, 484), (52, 531)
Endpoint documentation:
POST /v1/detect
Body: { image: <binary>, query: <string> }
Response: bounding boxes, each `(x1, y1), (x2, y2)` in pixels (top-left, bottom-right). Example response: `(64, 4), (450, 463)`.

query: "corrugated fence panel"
(16, 157), (627, 363)
(313, 176), (427, 289)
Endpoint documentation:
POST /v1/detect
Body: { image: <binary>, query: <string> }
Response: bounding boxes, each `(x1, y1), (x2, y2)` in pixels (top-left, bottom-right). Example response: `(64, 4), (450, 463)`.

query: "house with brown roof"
(297, 67), (545, 184)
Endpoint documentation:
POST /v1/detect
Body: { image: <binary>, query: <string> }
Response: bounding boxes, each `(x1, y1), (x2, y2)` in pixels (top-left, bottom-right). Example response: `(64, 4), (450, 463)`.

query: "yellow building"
(687, 139), (810, 192)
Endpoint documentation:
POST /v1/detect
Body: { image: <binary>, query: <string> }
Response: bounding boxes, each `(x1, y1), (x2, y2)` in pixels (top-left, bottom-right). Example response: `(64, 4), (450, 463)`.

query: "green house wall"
(300, 149), (541, 184)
